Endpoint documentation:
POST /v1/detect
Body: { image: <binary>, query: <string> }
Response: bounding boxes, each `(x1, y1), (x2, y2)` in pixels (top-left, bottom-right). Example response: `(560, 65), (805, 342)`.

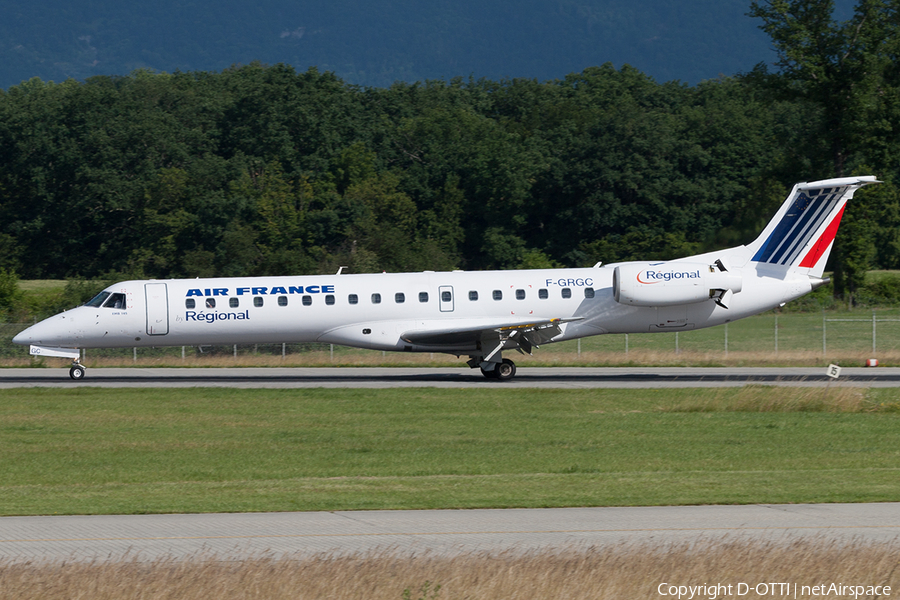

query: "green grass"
(15, 280), (67, 293)
(544, 309), (900, 356)
(561, 306), (900, 355)
(863, 269), (900, 284)
(1, 387), (899, 515)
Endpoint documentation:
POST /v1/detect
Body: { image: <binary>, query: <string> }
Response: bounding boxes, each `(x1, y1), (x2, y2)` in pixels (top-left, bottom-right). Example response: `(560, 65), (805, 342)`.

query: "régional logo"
(636, 270), (701, 284)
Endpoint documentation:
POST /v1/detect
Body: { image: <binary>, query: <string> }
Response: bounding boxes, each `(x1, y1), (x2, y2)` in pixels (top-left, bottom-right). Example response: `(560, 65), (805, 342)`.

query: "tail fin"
(747, 176), (880, 277)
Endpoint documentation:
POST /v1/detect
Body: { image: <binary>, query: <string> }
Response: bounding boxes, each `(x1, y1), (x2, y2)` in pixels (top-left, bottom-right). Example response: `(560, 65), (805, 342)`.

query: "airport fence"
(2, 308), (900, 366)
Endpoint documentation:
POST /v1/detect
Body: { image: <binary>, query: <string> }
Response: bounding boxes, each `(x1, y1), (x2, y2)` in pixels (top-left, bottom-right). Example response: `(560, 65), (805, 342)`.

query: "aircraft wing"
(400, 317), (581, 355)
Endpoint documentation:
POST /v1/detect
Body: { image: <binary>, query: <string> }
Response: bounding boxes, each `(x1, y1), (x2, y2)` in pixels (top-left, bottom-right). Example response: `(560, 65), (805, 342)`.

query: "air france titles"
(184, 285), (336, 297)
(183, 284), (336, 323)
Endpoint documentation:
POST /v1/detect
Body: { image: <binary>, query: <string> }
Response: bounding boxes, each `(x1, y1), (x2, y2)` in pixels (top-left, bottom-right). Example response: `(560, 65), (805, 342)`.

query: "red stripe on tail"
(798, 204), (846, 268)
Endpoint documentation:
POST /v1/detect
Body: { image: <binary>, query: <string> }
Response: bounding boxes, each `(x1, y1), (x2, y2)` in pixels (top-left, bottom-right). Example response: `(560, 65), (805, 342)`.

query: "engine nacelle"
(613, 261), (743, 307)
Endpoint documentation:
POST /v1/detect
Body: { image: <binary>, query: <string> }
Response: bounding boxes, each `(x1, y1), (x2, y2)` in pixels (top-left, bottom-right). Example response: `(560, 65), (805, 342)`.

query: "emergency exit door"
(439, 285), (454, 312)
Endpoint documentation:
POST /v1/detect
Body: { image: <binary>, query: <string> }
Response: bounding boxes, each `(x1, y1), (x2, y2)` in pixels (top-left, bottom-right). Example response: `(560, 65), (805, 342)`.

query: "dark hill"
(1, 0), (856, 89)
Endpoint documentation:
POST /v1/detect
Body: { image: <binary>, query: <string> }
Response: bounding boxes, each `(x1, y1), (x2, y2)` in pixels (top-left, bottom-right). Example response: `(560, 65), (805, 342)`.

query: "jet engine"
(613, 260), (743, 308)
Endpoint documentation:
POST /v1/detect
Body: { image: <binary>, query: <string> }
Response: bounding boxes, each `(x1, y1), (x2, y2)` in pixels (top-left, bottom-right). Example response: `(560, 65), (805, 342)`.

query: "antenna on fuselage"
(336, 266), (348, 275)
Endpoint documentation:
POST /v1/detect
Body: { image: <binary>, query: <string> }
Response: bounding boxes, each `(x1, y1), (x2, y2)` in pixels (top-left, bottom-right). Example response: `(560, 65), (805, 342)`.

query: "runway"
(1, 366), (899, 388)
(1, 503), (898, 563)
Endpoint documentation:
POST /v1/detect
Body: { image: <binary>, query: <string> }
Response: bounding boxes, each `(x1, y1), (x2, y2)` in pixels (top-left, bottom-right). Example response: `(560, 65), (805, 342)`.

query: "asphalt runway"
(2, 366), (900, 388)
(1, 503), (898, 563)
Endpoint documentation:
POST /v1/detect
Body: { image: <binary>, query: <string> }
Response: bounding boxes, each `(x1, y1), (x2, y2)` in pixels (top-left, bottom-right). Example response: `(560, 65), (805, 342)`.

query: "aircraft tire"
(69, 365), (85, 380)
(495, 358), (516, 381)
(480, 365), (500, 379)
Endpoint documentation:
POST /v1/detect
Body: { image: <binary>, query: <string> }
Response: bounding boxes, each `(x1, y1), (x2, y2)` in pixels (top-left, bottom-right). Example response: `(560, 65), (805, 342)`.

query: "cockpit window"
(86, 291), (127, 309)
(102, 293), (127, 309)
(85, 291), (111, 307)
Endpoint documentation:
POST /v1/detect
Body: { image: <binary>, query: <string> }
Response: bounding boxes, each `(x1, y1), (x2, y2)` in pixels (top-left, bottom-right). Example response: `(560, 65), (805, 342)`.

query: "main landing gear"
(69, 361), (86, 380)
(479, 358), (517, 381)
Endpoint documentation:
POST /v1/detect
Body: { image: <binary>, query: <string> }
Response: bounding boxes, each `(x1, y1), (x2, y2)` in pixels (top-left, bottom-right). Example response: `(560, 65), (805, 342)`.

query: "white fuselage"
(14, 262), (809, 354)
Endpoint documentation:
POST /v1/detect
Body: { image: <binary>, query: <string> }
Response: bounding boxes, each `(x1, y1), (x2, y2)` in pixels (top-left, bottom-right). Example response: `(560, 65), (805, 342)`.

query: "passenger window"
(230, 298), (239, 308)
(372, 293), (381, 304)
(278, 296), (288, 307)
(302, 295), (312, 306)
(254, 297), (264, 307)
(492, 290), (502, 301)
(419, 292), (429, 303)
(562, 288), (572, 299)
(185, 298), (196, 309)
(395, 292), (405, 303)
(442, 291), (452, 302)
(515, 289), (525, 300)
(539, 289), (548, 299)
(469, 290), (478, 301)
(349, 294), (358, 305)
(584, 287), (595, 298)
(206, 298), (216, 309)
(102, 293), (127, 309)
(325, 294), (335, 305)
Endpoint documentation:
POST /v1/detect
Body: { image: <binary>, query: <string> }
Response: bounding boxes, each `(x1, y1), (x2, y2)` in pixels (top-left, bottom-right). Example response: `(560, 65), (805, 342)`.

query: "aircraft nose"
(12, 326), (33, 345)
(12, 313), (76, 346)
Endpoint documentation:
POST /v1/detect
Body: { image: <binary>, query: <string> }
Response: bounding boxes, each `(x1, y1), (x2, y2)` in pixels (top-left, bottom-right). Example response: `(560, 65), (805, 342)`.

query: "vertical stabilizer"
(747, 176), (880, 278)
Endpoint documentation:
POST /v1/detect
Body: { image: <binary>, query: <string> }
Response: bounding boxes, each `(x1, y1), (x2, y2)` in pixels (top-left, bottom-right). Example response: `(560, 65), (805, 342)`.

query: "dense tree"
(748, 0), (900, 176)
(748, 0), (900, 298)
(0, 49), (898, 304)
(0, 268), (21, 321)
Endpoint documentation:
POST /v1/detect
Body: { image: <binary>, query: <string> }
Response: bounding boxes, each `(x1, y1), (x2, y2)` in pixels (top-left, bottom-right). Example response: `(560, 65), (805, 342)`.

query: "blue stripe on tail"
(751, 187), (845, 266)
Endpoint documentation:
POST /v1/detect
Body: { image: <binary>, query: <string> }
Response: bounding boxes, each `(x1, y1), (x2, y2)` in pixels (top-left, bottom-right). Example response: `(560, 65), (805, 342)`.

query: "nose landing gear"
(69, 361), (86, 380)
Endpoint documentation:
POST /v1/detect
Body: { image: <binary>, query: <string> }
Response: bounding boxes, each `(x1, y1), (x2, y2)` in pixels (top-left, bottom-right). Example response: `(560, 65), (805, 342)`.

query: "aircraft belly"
(577, 300), (648, 334)
(162, 321), (323, 346)
(317, 322), (409, 350)
(650, 305), (695, 331)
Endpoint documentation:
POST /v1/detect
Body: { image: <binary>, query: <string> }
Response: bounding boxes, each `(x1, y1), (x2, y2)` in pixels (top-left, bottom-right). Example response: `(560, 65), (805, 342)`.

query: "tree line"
(1, 0), (899, 322)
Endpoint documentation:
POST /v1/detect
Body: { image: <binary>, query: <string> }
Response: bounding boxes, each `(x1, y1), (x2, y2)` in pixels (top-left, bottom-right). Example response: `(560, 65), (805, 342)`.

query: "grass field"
(3, 539), (898, 600)
(2, 386), (899, 516)
(14, 280), (68, 294)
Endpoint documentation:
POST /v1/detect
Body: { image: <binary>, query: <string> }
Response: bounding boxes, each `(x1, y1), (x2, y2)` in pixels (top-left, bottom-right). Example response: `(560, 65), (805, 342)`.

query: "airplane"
(13, 175), (879, 380)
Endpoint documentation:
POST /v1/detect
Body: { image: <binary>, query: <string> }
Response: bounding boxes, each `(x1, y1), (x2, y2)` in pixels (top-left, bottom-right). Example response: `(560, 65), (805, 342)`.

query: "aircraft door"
(145, 283), (169, 335)
(439, 286), (454, 312)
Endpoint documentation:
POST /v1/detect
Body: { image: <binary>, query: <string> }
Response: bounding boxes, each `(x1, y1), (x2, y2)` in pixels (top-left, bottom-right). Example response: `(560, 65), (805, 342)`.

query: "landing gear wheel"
(480, 365), (500, 379)
(495, 358), (517, 381)
(69, 364), (85, 380)
(480, 358), (517, 380)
